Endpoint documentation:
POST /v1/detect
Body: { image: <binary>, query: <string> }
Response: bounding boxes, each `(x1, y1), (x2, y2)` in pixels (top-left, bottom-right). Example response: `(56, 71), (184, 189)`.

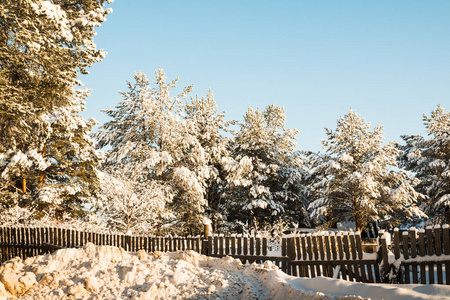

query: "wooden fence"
(387, 225), (450, 285)
(283, 231), (381, 283)
(205, 234), (289, 267)
(0, 227), (204, 263)
(1, 225), (449, 285)
(0, 226), (378, 282)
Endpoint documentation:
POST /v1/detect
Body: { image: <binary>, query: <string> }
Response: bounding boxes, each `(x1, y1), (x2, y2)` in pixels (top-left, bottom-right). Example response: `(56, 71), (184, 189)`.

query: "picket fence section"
(0, 226), (379, 283)
(205, 234), (290, 267)
(390, 225), (450, 285)
(1, 225), (449, 286)
(283, 231), (381, 283)
(0, 227), (203, 263)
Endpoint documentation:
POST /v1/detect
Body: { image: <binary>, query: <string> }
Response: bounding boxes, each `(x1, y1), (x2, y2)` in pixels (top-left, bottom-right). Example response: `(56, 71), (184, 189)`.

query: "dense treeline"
(1, 1), (449, 235)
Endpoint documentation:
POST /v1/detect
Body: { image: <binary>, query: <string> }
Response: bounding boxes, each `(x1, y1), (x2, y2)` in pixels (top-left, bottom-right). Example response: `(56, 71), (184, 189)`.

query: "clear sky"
(81, 0), (450, 153)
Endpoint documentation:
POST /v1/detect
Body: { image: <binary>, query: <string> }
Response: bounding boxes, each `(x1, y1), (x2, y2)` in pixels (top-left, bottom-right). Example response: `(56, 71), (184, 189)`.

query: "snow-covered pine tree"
(184, 90), (234, 229)
(398, 105), (450, 224)
(309, 109), (425, 231)
(279, 150), (311, 228)
(223, 105), (305, 230)
(32, 89), (103, 218)
(295, 150), (329, 227)
(96, 70), (208, 234)
(0, 0), (111, 217)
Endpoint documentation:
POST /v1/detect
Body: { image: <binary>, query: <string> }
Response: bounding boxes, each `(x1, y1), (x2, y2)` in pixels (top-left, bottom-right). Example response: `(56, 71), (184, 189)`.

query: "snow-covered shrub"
(0, 205), (112, 233)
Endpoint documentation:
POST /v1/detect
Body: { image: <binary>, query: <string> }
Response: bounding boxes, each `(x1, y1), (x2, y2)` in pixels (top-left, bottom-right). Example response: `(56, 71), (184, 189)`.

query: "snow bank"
(269, 271), (450, 300)
(0, 244), (448, 299)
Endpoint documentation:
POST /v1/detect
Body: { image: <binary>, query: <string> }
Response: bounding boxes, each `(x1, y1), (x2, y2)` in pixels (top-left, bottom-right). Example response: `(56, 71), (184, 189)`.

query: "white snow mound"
(0, 243), (448, 299)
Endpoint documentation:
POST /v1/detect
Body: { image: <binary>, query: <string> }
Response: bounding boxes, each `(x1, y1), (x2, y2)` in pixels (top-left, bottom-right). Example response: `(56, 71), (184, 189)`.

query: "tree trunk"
(22, 177), (26, 193)
(20, 145), (27, 193)
(38, 174), (45, 188)
(353, 195), (361, 232)
(445, 206), (450, 224)
(38, 144), (48, 187)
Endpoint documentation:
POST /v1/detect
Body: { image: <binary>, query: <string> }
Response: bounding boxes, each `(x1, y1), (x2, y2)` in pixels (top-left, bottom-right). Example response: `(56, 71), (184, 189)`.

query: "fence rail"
(1, 225), (449, 285)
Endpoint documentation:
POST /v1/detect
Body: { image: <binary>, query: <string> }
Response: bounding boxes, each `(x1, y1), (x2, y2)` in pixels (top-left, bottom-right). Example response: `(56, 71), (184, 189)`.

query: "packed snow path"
(0, 243), (448, 299)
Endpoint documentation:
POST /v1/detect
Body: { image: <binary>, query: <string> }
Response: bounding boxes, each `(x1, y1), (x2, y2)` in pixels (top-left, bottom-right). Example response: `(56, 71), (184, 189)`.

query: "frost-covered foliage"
(184, 91), (234, 230)
(223, 105), (306, 230)
(309, 110), (425, 231)
(299, 151), (330, 227)
(0, 204), (111, 233)
(0, 0), (111, 217)
(96, 70), (209, 234)
(95, 169), (168, 235)
(399, 105), (450, 224)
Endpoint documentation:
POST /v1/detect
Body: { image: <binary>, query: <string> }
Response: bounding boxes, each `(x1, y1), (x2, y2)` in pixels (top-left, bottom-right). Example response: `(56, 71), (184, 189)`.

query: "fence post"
(287, 237), (296, 276)
(393, 228), (400, 260)
(204, 223), (210, 240)
(281, 237), (287, 273)
(442, 224), (450, 285)
(202, 223), (211, 256)
(379, 231), (390, 283)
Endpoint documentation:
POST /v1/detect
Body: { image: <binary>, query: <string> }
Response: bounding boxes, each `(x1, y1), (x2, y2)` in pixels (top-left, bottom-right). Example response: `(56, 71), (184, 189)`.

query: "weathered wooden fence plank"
(426, 227), (434, 284)
(408, 228), (418, 284)
(442, 224), (450, 285)
(329, 233), (337, 261)
(418, 229), (426, 284)
(262, 237), (267, 256)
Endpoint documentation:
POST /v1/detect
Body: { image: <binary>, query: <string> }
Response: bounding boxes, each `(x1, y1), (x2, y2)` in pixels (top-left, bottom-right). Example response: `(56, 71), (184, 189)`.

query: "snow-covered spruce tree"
(96, 70), (208, 234)
(297, 150), (329, 227)
(309, 110), (425, 231)
(0, 0), (111, 217)
(184, 90), (234, 230)
(279, 150), (312, 228)
(223, 105), (306, 230)
(398, 105), (450, 224)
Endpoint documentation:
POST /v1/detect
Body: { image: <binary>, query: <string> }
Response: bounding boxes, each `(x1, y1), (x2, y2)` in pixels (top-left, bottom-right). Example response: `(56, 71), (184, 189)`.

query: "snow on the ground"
(0, 244), (448, 300)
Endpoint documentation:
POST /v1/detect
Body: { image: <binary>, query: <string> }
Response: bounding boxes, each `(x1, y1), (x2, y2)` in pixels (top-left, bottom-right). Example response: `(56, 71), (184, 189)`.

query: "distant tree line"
(1, 0), (449, 235)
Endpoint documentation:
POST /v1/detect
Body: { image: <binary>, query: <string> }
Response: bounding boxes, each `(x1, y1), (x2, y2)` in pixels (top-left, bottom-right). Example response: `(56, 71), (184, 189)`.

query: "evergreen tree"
(223, 105), (305, 230)
(0, 0), (111, 217)
(399, 105), (450, 224)
(279, 150), (311, 228)
(96, 70), (208, 234)
(184, 91), (233, 230)
(296, 150), (327, 227)
(309, 110), (424, 231)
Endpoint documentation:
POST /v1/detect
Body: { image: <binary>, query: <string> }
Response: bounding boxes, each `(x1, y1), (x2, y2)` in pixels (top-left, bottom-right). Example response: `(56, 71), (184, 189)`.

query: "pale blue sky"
(81, 1), (450, 153)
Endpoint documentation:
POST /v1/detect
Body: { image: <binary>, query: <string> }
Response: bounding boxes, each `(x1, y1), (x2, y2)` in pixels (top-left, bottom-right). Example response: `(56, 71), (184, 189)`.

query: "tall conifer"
(0, 0), (111, 216)
(309, 110), (424, 230)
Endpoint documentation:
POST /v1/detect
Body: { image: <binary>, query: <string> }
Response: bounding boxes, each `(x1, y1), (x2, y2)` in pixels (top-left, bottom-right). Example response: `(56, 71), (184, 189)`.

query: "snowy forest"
(1, 0), (449, 237)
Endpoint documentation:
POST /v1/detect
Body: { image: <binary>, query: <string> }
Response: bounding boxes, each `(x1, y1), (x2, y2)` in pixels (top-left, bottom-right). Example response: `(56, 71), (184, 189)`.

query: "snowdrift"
(0, 243), (448, 299)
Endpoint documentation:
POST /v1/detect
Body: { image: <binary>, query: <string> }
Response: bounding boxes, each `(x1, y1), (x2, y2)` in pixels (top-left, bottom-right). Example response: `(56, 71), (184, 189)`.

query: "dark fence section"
(284, 232), (381, 283)
(1, 224), (449, 285)
(0, 227), (202, 263)
(206, 234), (289, 268)
(389, 225), (450, 285)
